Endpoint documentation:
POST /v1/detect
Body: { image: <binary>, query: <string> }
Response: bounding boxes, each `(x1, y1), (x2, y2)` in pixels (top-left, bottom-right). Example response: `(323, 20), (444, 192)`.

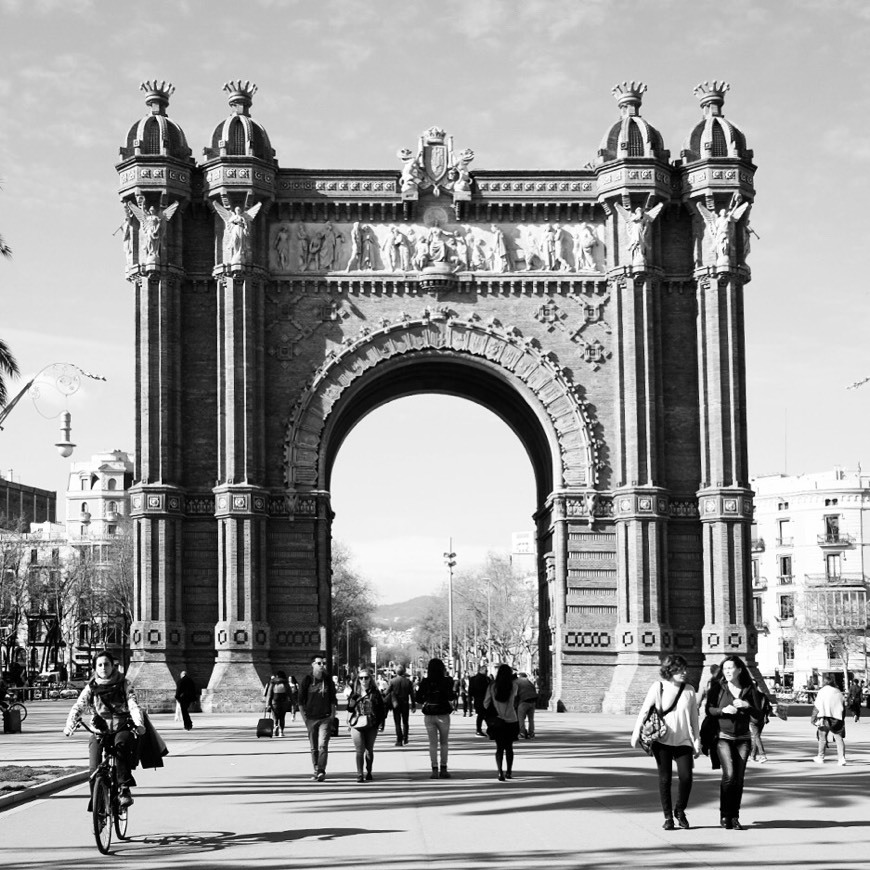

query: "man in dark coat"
(175, 670), (198, 731)
(385, 665), (415, 746)
(299, 654), (338, 781)
(468, 665), (491, 736)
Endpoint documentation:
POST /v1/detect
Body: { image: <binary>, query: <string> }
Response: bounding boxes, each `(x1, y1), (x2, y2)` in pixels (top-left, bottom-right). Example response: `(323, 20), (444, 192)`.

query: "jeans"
(473, 697), (487, 733)
(424, 713), (451, 767)
(716, 737), (751, 818)
(304, 715), (332, 773)
(817, 729), (846, 761)
(651, 743), (694, 817)
(351, 724), (379, 774)
(392, 702), (410, 742)
(89, 730), (137, 787)
(517, 700), (536, 737)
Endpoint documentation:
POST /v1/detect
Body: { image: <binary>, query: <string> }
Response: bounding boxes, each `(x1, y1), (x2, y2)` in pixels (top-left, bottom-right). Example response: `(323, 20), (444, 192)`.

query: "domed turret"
(596, 81), (669, 164)
(681, 81), (752, 162)
(120, 81), (192, 161)
(205, 81), (276, 163)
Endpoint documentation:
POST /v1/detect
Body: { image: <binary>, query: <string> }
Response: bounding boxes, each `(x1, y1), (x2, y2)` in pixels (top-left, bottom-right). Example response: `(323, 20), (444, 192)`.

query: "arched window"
(107, 479), (117, 491)
(107, 501), (118, 514)
(229, 118), (246, 155)
(627, 122), (644, 157)
(81, 502), (89, 514)
(711, 123), (728, 157)
(80, 478), (87, 491)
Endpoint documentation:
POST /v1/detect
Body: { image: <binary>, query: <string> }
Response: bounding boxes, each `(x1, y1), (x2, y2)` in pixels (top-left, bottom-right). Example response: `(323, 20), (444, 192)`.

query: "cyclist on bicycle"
(63, 650), (145, 808)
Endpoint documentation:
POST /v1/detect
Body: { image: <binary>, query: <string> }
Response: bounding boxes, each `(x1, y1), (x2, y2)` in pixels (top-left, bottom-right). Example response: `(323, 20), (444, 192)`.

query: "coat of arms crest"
(397, 126), (474, 202)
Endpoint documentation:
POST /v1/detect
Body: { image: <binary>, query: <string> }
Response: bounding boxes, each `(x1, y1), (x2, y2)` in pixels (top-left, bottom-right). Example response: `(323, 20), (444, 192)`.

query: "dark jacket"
(416, 676), (456, 715)
(705, 680), (762, 740)
(175, 674), (197, 705)
(468, 673), (490, 701)
(386, 674), (414, 708)
(299, 673), (337, 720)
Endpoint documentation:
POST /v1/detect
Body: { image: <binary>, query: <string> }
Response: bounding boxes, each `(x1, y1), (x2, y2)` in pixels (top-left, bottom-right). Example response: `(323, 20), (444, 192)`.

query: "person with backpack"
(415, 658), (456, 779)
(384, 664), (415, 746)
(483, 664), (520, 781)
(749, 680), (773, 763)
(63, 650), (145, 809)
(299, 654), (338, 782)
(630, 654), (700, 830)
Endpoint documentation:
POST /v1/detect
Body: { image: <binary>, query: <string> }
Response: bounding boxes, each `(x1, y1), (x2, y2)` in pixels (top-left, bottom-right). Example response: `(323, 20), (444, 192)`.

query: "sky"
(1, 0), (868, 603)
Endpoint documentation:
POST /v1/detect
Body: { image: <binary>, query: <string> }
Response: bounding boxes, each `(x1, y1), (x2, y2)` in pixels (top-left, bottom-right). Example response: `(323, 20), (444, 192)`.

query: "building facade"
(116, 79), (758, 711)
(0, 475), (56, 530)
(752, 469), (870, 690)
(65, 450), (134, 539)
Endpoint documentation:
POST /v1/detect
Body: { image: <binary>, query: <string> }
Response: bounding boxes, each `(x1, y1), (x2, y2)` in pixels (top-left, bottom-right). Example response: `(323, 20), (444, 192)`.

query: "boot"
(430, 766), (439, 779)
(439, 765), (451, 779)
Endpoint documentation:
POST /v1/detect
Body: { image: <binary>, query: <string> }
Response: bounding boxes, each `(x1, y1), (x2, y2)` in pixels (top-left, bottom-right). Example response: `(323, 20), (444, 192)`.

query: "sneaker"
(365, 772), (373, 781)
(498, 771), (506, 782)
(439, 767), (451, 779)
(315, 771), (326, 782)
(118, 788), (134, 808)
(662, 818), (675, 830)
(838, 759), (847, 766)
(395, 740), (403, 747)
(430, 768), (439, 779)
(403, 738), (408, 745)
(356, 774), (364, 783)
(674, 809), (690, 829)
(757, 755), (768, 763)
(813, 756), (824, 764)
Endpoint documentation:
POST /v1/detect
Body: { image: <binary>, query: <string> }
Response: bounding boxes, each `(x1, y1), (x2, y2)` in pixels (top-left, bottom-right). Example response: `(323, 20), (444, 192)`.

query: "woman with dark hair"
(705, 655), (762, 830)
(631, 654), (700, 829)
(415, 658), (456, 778)
(346, 667), (387, 782)
(288, 675), (300, 721)
(265, 670), (291, 736)
(483, 664), (520, 781)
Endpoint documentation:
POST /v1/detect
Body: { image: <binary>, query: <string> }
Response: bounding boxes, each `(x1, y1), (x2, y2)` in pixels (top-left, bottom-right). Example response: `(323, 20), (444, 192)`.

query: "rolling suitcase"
(256, 707), (274, 738)
(330, 715), (339, 737)
(3, 708), (21, 734)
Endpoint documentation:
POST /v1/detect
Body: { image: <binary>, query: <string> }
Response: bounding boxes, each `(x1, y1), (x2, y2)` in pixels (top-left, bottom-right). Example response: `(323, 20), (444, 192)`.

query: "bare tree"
(331, 540), (377, 674)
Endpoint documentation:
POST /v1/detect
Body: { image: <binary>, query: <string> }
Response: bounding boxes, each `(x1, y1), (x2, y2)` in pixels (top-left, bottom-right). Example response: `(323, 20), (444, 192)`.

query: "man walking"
(386, 665), (415, 746)
(174, 670), (198, 731)
(515, 672), (538, 739)
(299, 654), (338, 781)
(468, 665), (491, 736)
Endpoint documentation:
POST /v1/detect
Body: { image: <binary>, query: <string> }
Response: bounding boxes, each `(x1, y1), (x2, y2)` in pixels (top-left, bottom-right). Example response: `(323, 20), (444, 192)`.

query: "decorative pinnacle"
(224, 80), (258, 115)
(612, 81), (647, 116)
(140, 80), (175, 115)
(694, 80), (730, 116)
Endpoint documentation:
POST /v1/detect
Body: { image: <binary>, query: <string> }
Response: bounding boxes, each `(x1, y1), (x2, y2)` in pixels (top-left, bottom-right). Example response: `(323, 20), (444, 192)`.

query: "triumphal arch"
(117, 79), (758, 711)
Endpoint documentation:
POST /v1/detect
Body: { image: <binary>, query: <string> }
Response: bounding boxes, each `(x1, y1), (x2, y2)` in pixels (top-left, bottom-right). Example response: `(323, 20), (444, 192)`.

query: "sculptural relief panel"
(269, 219), (607, 275)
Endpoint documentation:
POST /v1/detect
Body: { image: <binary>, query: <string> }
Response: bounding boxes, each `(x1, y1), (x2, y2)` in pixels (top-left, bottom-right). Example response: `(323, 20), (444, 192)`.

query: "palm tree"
(0, 338), (19, 407)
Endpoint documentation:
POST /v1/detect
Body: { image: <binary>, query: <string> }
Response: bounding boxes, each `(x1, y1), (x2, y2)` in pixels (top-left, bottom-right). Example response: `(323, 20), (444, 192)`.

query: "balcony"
(778, 575), (794, 585)
(776, 536), (794, 548)
(751, 538), (766, 553)
(805, 572), (869, 587)
(752, 576), (768, 590)
(817, 532), (855, 549)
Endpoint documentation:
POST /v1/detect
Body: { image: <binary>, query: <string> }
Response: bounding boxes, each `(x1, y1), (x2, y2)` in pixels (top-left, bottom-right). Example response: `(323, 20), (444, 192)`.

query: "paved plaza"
(1, 701), (868, 869)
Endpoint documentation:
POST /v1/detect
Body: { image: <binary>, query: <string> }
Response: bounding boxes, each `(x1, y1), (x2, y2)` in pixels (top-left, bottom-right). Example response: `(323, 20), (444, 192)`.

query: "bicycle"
(72, 720), (132, 854)
(0, 697), (27, 722)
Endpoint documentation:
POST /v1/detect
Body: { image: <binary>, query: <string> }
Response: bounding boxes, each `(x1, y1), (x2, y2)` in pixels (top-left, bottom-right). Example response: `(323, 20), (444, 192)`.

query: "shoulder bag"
(638, 681), (684, 756)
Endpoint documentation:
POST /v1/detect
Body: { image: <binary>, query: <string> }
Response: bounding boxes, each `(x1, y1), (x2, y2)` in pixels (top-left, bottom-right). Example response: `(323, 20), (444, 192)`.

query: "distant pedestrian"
(812, 676), (847, 765)
(749, 680), (772, 763)
(299, 654), (338, 782)
(515, 672), (538, 739)
(468, 665), (491, 736)
(847, 679), (862, 723)
(174, 670), (198, 731)
(265, 670), (291, 736)
(484, 664), (520, 781)
(631, 654), (700, 830)
(416, 657), (456, 778)
(460, 676), (471, 717)
(288, 675), (300, 721)
(705, 655), (762, 830)
(347, 667), (387, 782)
(696, 664), (721, 711)
(385, 665), (414, 746)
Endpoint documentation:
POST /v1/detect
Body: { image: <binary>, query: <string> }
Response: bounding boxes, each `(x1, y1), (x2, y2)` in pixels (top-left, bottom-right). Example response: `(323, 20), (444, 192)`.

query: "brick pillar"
(603, 271), (673, 712)
(696, 272), (755, 668)
(205, 269), (272, 707)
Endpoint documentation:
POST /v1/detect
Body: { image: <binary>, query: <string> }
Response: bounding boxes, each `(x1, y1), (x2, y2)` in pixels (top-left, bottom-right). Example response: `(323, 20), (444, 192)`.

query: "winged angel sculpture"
(613, 201), (664, 267)
(127, 200), (180, 265)
(212, 201), (263, 265)
(695, 197), (750, 267)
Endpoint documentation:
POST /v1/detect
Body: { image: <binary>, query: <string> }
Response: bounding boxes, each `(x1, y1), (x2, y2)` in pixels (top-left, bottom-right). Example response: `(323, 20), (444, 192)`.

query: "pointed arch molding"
(283, 314), (603, 492)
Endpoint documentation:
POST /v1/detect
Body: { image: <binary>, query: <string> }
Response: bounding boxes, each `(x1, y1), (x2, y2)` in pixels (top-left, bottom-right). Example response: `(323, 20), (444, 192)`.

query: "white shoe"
(757, 755), (768, 763)
(838, 759), (847, 766)
(813, 756), (824, 764)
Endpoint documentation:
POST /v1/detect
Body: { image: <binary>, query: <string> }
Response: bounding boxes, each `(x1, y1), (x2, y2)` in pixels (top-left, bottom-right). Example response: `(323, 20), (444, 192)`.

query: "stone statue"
(397, 148), (423, 198)
(119, 206), (135, 266)
(409, 229), (428, 270)
(212, 200), (263, 265)
(489, 225), (512, 272)
(319, 222), (342, 270)
(696, 198), (751, 267)
(127, 200), (180, 265)
(296, 223), (310, 271)
(613, 201), (664, 267)
(542, 224), (570, 271)
(426, 225), (454, 264)
(453, 228), (471, 271)
(572, 223), (599, 271)
(518, 226), (543, 271)
(346, 222), (376, 271)
(385, 225), (411, 271)
(274, 223), (291, 270)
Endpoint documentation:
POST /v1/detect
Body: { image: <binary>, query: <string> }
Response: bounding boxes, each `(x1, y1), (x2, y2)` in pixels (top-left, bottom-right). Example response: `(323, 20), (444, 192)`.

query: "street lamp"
(345, 618), (354, 680)
(482, 577), (493, 670)
(0, 362), (106, 457)
(443, 540), (456, 674)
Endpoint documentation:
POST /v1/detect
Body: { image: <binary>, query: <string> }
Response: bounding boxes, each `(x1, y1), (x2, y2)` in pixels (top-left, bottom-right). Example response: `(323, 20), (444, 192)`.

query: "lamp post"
(481, 577), (493, 671)
(345, 618), (354, 681)
(0, 362), (106, 456)
(443, 540), (456, 674)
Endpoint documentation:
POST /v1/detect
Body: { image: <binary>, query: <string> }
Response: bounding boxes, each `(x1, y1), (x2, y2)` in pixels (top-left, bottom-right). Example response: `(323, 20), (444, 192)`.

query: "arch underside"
(284, 317), (602, 506)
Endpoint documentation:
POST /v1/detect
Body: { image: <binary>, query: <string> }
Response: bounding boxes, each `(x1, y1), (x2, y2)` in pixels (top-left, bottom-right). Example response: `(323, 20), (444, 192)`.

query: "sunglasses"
(313, 661), (325, 666)
(359, 676), (371, 681)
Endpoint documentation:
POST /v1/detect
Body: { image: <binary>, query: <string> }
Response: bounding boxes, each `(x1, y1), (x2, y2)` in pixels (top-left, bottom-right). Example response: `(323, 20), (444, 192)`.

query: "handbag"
(347, 708), (370, 729)
(638, 682), (684, 755)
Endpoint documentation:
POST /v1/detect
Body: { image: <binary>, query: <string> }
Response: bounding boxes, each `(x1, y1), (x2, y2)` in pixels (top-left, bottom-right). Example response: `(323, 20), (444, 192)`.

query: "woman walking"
(346, 667), (386, 782)
(265, 670), (291, 736)
(705, 655), (762, 830)
(630, 654), (700, 829)
(416, 658), (456, 778)
(288, 675), (300, 721)
(812, 676), (847, 765)
(483, 664), (520, 781)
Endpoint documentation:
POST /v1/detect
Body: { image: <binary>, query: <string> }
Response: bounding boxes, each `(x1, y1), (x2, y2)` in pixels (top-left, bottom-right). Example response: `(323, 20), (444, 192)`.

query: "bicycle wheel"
(92, 776), (113, 854)
(114, 797), (129, 839)
(10, 702), (27, 722)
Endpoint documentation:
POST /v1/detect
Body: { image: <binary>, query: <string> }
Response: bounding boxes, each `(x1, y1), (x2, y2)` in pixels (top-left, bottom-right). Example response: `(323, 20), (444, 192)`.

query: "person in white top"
(631, 654), (700, 830)
(812, 676), (847, 765)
